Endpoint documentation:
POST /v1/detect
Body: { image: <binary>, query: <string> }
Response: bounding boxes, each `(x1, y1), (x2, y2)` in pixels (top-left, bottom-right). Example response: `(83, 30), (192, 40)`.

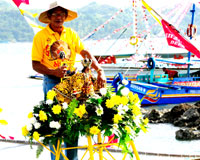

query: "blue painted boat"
(112, 71), (200, 106)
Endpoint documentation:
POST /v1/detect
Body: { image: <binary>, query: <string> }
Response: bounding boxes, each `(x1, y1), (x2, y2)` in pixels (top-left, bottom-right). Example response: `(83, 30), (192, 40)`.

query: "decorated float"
(22, 41), (148, 159)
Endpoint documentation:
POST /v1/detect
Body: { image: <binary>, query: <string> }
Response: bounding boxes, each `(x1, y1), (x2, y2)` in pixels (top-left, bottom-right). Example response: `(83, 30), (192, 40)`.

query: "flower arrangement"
(0, 108), (8, 126)
(22, 77), (148, 157)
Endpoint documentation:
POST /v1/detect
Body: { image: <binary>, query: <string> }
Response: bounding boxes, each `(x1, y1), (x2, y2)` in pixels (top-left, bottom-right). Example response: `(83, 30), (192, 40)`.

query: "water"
(0, 42), (199, 159)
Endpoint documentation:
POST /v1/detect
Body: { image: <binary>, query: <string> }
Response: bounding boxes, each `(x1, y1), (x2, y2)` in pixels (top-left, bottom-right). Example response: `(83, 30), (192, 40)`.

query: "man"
(31, 1), (106, 160)
(163, 67), (178, 78)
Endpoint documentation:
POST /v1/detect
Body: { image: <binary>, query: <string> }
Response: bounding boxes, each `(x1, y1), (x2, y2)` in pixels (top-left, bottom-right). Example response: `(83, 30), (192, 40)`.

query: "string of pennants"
(10, 0), (200, 66)
(82, 9), (124, 41)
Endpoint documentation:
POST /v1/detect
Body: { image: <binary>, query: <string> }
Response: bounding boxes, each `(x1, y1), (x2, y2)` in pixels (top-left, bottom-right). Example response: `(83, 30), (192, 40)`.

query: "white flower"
(62, 102), (68, 109)
(29, 117), (37, 124)
(117, 84), (123, 90)
(46, 99), (53, 105)
(113, 124), (118, 130)
(50, 121), (61, 129)
(117, 104), (125, 115)
(34, 122), (41, 129)
(95, 106), (104, 116)
(134, 117), (141, 126)
(120, 87), (129, 96)
(100, 88), (107, 96)
(111, 124), (119, 136)
(39, 137), (44, 143)
(122, 79), (129, 85)
(135, 102), (141, 108)
(123, 105), (129, 112)
(26, 124), (33, 131)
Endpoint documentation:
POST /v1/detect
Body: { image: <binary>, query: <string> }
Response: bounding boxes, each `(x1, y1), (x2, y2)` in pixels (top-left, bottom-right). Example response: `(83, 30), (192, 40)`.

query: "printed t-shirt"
(32, 25), (84, 70)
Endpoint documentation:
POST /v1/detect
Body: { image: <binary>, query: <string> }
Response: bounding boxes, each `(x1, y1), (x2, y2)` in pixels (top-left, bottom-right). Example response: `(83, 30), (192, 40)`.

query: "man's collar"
(46, 25), (66, 35)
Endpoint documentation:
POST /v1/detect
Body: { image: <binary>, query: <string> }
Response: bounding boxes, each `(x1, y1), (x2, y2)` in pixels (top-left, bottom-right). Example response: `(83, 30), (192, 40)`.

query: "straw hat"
(38, 1), (78, 24)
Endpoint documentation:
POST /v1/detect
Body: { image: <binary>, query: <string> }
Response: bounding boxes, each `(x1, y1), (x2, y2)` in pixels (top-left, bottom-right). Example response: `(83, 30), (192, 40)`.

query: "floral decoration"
(22, 79), (148, 157)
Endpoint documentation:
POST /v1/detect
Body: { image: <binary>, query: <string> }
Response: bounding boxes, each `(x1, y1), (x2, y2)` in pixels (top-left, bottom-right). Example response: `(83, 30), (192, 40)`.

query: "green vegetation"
(0, 1), (199, 42)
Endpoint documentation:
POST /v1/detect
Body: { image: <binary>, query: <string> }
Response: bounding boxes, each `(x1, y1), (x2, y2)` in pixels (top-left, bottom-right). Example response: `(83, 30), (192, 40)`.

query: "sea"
(0, 42), (200, 160)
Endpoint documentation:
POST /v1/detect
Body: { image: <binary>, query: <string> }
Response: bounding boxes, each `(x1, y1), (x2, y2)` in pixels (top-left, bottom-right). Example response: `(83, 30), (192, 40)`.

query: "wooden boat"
(111, 62), (200, 106)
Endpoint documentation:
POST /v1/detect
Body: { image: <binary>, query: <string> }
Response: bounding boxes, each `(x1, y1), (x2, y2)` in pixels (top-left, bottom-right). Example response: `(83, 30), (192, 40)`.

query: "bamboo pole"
(98, 133), (103, 160)
(87, 136), (94, 160)
(130, 141), (140, 160)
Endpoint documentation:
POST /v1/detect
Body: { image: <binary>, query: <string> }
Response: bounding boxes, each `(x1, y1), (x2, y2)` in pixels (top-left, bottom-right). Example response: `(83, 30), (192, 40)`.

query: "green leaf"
(36, 145), (44, 158)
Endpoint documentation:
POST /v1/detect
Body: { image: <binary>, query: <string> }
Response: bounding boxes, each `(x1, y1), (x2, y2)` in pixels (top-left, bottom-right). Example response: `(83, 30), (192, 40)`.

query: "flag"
(12, 0), (29, 8)
(161, 19), (200, 58)
(142, 0), (200, 58)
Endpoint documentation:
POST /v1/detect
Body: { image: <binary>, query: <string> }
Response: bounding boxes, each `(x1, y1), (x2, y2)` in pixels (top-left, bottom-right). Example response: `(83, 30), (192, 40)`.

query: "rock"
(143, 102), (200, 141)
(170, 103), (193, 121)
(173, 108), (200, 127)
(175, 128), (200, 140)
(144, 109), (161, 123)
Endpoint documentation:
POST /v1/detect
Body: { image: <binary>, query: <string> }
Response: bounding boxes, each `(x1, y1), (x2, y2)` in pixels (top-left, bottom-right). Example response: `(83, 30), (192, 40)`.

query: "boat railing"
(137, 74), (168, 83)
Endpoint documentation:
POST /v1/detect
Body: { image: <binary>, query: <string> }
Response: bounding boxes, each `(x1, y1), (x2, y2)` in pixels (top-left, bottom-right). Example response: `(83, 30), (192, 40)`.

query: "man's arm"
(32, 60), (66, 78)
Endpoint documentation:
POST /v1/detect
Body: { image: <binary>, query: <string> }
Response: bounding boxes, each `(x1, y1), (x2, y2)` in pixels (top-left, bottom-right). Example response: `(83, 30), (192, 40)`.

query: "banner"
(161, 19), (200, 58)
(12, 0), (29, 7)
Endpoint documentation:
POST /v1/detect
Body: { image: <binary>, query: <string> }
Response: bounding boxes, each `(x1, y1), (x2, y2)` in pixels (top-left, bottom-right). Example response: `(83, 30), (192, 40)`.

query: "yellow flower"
(22, 126), (29, 137)
(46, 90), (57, 100)
(74, 104), (87, 118)
(129, 92), (140, 103)
(125, 126), (131, 134)
(52, 104), (62, 115)
(111, 95), (121, 105)
(0, 120), (8, 125)
(33, 131), (40, 141)
(105, 99), (115, 108)
(90, 126), (100, 135)
(140, 125), (148, 133)
(120, 96), (129, 106)
(28, 112), (33, 119)
(132, 106), (141, 116)
(113, 114), (123, 124)
(39, 110), (47, 122)
(143, 118), (149, 125)
(0, 108), (2, 113)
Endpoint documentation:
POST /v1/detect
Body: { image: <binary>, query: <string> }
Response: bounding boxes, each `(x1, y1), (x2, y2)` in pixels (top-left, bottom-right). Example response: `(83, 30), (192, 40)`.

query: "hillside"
(0, 1), (199, 42)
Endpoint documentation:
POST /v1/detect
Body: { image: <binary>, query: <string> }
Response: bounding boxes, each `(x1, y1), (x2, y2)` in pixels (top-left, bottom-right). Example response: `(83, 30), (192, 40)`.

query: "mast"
(187, 4), (195, 77)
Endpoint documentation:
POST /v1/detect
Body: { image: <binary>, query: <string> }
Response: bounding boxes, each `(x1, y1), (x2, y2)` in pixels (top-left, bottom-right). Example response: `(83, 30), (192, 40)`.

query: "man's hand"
(53, 66), (67, 78)
(32, 61), (67, 78)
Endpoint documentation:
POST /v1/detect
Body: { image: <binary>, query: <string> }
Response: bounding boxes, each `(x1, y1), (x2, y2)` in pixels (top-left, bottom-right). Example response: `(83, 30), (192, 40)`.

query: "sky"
(7, 0), (187, 10)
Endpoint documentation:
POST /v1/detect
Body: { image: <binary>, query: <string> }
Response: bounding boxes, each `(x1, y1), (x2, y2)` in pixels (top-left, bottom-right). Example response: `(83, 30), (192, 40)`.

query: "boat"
(111, 2), (200, 106)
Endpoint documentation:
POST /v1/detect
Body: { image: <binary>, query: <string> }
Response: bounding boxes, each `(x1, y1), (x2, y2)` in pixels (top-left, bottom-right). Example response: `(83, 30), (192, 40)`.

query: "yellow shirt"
(32, 25), (84, 69)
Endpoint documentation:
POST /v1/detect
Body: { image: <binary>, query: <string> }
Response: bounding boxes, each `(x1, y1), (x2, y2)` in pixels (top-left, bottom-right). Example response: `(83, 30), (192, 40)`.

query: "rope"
(0, 139), (200, 158)
(103, 28), (127, 55)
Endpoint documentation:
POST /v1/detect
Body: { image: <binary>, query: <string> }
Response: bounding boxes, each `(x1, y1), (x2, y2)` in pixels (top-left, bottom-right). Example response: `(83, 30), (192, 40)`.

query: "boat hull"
(112, 73), (200, 106)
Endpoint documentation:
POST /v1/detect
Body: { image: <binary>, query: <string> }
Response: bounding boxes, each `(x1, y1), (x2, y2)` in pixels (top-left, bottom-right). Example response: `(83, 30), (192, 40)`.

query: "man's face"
(49, 7), (67, 28)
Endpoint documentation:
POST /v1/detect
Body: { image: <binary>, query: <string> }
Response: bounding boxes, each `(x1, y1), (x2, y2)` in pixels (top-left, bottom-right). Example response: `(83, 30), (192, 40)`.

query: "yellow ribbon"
(141, 0), (162, 26)
(19, 9), (38, 18)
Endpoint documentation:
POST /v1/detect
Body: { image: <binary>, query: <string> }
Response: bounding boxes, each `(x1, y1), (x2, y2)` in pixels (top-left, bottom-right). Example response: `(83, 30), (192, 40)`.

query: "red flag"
(12, 0), (29, 7)
(161, 19), (200, 58)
